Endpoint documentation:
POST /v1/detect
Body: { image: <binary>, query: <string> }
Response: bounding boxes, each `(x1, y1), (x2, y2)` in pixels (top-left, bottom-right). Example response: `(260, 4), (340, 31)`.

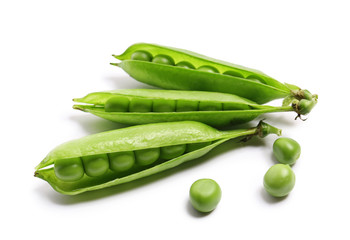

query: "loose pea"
(223, 70), (244, 78)
(160, 144), (186, 160)
(189, 178), (222, 213)
(152, 54), (175, 65)
(153, 99), (176, 112)
(273, 138), (301, 165)
(131, 50), (153, 61)
(176, 100), (198, 112)
(129, 98), (153, 112)
(104, 96), (129, 112)
(263, 164), (295, 197)
(176, 61), (195, 69)
(54, 158), (84, 182)
(198, 101), (222, 111)
(186, 142), (212, 152)
(109, 151), (135, 172)
(82, 154), (109, 177)
(135, 148), (160, 166)
(197, 65), (219, 73)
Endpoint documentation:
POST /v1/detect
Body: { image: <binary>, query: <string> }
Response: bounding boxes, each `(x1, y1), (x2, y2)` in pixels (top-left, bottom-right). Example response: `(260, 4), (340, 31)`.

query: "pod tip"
(72, 105), (82, 110)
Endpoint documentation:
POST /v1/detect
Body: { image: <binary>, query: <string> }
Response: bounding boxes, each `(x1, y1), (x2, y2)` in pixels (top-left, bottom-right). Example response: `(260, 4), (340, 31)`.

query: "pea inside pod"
(73, 89), (310, 127)
(112, 43), (318, 105)
(35, 121), (281, 195)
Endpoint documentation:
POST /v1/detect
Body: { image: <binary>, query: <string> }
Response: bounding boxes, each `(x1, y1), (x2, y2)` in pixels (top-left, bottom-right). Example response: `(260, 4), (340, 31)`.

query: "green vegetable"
(34, 121), (281, 195)
(273, 138), (301, 165)
(152, 54), (175, 65)
(111, 43), (318, 105)
(109, 151), (135, 172)
(189, 179), (222, 213)
(263, 164), (295, 197)
(73, 89), (309, 127)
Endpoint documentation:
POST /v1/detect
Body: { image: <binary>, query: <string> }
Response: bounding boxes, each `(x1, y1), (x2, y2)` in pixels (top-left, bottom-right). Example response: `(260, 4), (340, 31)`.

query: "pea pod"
(111, 43), (318, 105)
(73, 89), (309, 127)
(34, 121), (281, 195)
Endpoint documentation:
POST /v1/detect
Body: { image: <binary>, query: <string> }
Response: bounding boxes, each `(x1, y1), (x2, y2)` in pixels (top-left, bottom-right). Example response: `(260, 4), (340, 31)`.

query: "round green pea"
(109, 151), (135, 172)
(273, 138), (301, 165)
(176, 61), (195, 69)
(129, 98), (153, 112)
(152, 54), (175, 65)
(131, 50), (153, 61)
(246, 75), (265, 84)
(54, 157), (84, 182)
(160, 144), (186, 160)
(135, 148), (160, 166)
(263, 164), (295, 197)
(223, 70), (244, 78)
(82, 154), (109, 177)
(104, 96), (129, 112)
(153, 99), (176, 112)
(198, 101), (222, 111)
(197, 65), (219, 73)
(176, 100), (198, 112)
(189, 178), (221, 213)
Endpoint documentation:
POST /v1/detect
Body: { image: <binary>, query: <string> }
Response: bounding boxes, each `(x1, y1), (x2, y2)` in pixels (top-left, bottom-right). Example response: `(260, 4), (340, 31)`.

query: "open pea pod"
(111, 43), (318, 105)
(73, 89), (311, 127)
(34, 121), (281, 195)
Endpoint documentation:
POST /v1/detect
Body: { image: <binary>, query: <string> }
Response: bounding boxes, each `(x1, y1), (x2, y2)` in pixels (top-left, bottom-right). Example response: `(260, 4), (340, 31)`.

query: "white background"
(1, 0), (349, 239)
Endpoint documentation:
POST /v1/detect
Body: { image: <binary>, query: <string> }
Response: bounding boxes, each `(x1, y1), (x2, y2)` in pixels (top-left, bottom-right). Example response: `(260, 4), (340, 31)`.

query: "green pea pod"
(111, 43), (318, 105)
(34, 121), (281, 195)
(72, 89), (310, 127)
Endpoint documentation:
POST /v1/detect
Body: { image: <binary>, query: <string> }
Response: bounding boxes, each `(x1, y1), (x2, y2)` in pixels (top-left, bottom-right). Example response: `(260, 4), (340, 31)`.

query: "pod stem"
(256, 121), (282, 138)
(221, 121), (281, 142)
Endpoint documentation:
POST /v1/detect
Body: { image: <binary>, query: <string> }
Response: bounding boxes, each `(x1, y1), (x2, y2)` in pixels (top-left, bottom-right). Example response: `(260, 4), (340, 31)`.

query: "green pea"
(273, 138), (301, 165)
(152, 54), (175, 65)
(135, 148), (160, 166)
(223, 70), (244, 78)
(176, 61), (195, 69)
(197, 65), (219, 73)
(198, 101), (222, 111)
(189, 178), (222, 213)
(246, 75), (265, 83)
(104, 96), (129, 112)
(160, 144), (186, 160)
(176, 100), (198, 112)
(129, 98), (153, 112)
(186, 142), (212, 152)
(263, 164), (295, 197)
(82, 154), (109, 177)
(153, 99), (176, 112)
(54, 158), (84, 182)
(109, 151), (135, 172)
(131, 50), (153, 61)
